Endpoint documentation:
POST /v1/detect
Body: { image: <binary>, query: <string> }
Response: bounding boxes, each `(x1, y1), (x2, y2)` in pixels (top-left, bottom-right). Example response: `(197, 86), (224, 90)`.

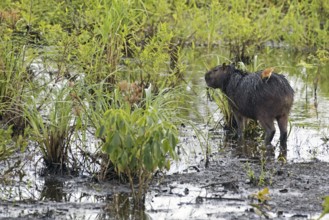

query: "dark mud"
(147, 151), (329, 219)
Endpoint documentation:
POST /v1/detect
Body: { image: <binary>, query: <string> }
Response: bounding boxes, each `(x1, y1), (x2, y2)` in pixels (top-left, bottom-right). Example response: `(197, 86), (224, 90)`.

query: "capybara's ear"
(222, 63), (226, 68)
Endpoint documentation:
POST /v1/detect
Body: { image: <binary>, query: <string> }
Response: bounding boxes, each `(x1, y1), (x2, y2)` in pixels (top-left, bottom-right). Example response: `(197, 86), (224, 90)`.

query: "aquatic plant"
(0, 126), (16, 161)
(215, 1), (282, 62)
(250, 187), (272, 218)
(0, 34), (27, 133)
(245, 162), (256, 184)
(97, 86), (178, 207)
(318, 196), (329, 220)
(244, 154), (275, 187)
(23, 87), (76, 172)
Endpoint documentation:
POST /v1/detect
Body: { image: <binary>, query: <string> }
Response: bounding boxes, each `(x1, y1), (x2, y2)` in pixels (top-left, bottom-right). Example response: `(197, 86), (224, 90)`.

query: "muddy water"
(1, 48), (329, 219)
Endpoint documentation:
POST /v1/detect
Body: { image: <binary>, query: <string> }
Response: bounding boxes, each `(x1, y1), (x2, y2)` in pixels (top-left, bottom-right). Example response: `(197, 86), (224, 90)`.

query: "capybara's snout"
(204, 71), (211, 86)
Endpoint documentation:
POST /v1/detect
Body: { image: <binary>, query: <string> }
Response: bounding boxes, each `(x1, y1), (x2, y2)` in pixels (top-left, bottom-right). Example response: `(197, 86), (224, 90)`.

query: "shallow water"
(199, 50), (329, 163)
(144, 49), (329, 219)
(1, 48), (329, 219)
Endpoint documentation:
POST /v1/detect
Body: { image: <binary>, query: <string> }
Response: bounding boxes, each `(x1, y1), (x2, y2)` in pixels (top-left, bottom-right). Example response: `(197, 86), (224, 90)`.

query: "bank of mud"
(147, 152), (329, 219)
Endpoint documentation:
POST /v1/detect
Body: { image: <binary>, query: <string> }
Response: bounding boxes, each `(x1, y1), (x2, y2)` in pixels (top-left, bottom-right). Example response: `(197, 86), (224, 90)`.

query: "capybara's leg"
(259, 119), (275, 147)
(277, 115), (288, 149)
(233, 111), (247, 141)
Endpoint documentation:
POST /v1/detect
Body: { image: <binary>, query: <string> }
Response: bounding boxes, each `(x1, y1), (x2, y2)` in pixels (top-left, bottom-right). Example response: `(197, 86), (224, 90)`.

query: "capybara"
(205, 63), (294, 149)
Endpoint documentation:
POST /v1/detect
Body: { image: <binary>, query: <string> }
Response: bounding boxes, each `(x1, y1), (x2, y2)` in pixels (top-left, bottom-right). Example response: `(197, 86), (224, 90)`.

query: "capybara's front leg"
(233, 111), (247, 142)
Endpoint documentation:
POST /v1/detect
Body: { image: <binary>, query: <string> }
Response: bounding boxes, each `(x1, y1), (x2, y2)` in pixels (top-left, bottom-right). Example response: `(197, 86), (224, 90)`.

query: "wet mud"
(1, 148), (328, 219)
(147, 149), (329, 219)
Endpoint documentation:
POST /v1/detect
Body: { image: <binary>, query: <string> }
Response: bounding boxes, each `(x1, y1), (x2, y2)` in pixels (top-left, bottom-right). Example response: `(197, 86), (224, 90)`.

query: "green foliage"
(217, 1), (282, 61)
(2, 0), (327, 92)
(99, 107), (177, 173)
(0, 36), (27, 130)
(207, 88), (233, 129)
(126, 22), (174, 88)
(0, 126), (16, 160)
(244, 155), (274, 187)
(250, 187), (272, 218)
(281, 0), (329, 50)
(318, 196), (329, 220)
(23, 87), (76, 171)
(245, 162), (256, 184)
(251, 187), (270, 203)
(97, 87), (178, 206)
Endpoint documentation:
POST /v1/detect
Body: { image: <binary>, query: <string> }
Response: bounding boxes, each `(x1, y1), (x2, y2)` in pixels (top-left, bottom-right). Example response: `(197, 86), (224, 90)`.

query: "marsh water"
(1, 48), (329, 219)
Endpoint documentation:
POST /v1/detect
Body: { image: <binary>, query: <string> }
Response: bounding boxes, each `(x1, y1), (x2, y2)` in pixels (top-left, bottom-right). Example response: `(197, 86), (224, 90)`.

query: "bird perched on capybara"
(205, 63), (294, 149)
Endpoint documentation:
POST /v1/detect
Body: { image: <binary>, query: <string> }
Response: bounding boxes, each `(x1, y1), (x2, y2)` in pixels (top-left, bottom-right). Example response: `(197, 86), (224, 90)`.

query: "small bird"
(261, 67), (274, 79)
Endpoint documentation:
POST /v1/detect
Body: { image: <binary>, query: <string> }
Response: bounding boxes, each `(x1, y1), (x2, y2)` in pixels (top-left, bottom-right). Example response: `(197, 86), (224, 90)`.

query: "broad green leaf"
(96, 125), (106, 138)
(252, 187), (270, 203)
(102, 142), (111, 154)
(110, 149), (120, 163)
(165, 160), (171, 170)
(143, 148), (154, 171)
(120, 151), (129, 167)
(108, 131), (121, 154)
(168, 133), (178, 148)
(162, 139), (170, 152)
(125, 135), (134, 149)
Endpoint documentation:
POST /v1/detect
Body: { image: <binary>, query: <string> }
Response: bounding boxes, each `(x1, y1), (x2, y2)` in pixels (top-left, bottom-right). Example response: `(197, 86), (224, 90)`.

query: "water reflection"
(40, 177), (67, 202)
(100, 193), (150, 220)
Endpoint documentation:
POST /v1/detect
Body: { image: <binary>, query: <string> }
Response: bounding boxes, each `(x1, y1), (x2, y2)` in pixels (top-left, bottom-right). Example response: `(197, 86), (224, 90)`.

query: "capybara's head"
(205, 63), (232, 89)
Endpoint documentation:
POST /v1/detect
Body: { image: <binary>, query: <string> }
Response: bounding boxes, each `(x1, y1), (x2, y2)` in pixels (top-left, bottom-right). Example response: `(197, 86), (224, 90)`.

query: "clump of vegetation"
(23, 87), (77, 172)
(97, 86), (178, 206)
(0, 36), (27, 133)
(244, 155), (275, 187)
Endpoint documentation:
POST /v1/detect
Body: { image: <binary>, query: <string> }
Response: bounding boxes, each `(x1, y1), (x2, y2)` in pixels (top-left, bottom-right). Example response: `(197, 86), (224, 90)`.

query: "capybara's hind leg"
(259, 119), (275, 147)
(277, 115), (289, 149)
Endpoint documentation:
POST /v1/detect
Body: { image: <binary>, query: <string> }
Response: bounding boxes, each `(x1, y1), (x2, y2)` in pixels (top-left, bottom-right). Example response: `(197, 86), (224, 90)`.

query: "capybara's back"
(225, 69), (294, 120)
(205, 63), (294, 149)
